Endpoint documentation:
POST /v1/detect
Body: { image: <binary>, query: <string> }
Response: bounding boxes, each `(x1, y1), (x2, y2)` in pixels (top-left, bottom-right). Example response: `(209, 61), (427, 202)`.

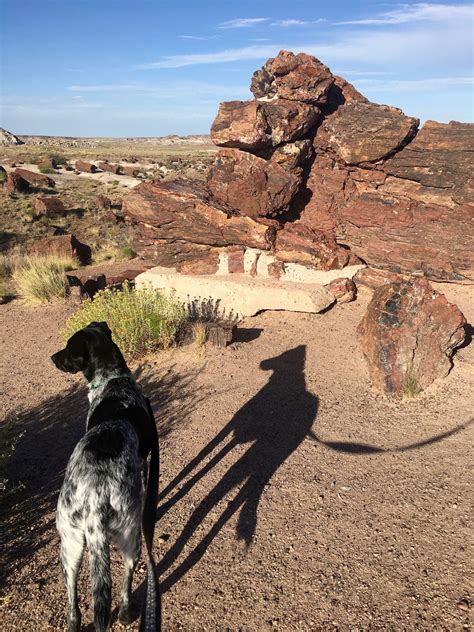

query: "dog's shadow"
(0, 363), (205, 591)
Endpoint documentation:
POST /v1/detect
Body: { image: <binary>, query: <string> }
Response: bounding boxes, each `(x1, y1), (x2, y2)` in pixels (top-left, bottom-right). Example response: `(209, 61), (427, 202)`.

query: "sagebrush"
(62, 283), (185, 359)
(12, 256), (76, 304)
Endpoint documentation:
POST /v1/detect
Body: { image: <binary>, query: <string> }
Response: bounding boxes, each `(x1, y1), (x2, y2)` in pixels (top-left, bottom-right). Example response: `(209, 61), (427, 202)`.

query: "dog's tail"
(140, 398), (161, 632)
(85, 512), (112, 631)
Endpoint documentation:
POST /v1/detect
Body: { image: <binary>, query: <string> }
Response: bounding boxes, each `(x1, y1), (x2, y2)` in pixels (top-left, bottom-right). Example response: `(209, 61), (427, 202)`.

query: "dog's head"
(51, 321), (127, 382)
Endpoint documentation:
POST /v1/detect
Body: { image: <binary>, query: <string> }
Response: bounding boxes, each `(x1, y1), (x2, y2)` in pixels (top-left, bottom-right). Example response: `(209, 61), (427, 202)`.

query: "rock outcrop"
(357, 279), (466, 396)
(122, 49), (473, 283)
(30, 234), (91, 265)
(0, 128), (23, 146)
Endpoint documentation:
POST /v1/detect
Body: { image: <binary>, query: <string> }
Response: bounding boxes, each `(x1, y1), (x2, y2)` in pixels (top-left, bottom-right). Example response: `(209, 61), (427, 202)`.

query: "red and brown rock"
(34, 196), (66, 217)
(206, 149), (300, 218)
(251, 50), (335, 105)
(382, 121), (474, 206)
(75, 160), (97, 173)
(325, 277), (357, 303)
(267, 139), (313, 174)
(316, 102), (419, 165)
(131, 229), (220, 274)
(353, 267), (404, 290)
(227, 247), (245, 274)
(274, 222), (357, 270)
(14, 168), (55, 188)
(5, 172), (30, 195)
(30, 234), (92, 264)
(123, 180), (276, 251)
(267, 260), (286, 279)
(211, 99), (319, 149)
(121, 166), (140, 177)
(98, 161), (121, 174)
(357, 278), (466, 396)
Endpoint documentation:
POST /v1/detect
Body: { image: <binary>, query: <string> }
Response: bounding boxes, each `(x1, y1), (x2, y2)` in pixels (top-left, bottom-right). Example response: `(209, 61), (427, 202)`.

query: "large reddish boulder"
(34, 197), (66, 217)
(30, 234), (91, 264)
(317, 102), (419, 165)
(211, 99), (319, 149)
(206, 149), (300, 218)
(274, 222), (358, 270)
(123, 180), (276, 251)
(357, 278), (466, 397)
(121, 165), (140, 177)
(97, 161), (121, 174)
(251, 50), (334, 105)
(14, 168), (55, 188)
(5, 172), (30, 195)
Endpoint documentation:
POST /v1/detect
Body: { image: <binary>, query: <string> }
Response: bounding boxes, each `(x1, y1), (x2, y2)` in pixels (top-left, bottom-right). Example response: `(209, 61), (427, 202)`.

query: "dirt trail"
(1, 290), (473, 630)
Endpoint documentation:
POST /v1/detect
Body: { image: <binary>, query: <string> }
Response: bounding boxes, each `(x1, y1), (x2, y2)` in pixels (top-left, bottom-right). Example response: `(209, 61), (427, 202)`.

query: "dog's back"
(57, 419), (143, 631)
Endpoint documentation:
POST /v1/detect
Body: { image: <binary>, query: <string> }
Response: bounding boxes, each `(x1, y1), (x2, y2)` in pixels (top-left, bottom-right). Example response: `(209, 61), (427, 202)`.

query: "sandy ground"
(1, 287), (473, 631)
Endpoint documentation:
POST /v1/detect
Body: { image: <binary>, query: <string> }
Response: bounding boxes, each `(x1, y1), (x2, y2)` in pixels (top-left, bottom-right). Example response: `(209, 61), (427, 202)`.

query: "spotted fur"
(52, 322), (160, 632)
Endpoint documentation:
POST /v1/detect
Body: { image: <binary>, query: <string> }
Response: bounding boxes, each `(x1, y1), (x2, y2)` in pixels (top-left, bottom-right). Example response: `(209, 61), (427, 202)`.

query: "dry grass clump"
(62, 283), (185, 360)
(403, 371), (422, 399)
(12, 255), (76, 304)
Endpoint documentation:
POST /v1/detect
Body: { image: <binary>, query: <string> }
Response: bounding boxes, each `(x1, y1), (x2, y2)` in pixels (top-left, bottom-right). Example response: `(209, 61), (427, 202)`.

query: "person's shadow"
(157, 345), (318, 592)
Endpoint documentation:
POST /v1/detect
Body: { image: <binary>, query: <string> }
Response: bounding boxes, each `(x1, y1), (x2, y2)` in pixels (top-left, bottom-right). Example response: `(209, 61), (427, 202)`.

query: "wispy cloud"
(337, 2), (473, 25)
(67, 81), (249, 100)
(218, 18), (269, 29)
(355, 76), (474, 91)
(135, 45), (279, 69)
(178, 34), (220, 40)
(271, 19), (326, 27)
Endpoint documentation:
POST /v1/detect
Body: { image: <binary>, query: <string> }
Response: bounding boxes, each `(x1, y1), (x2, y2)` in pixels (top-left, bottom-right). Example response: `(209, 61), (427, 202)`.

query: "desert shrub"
(39, 166), (56, 174)
(192, 321), (207, 349)
(121, 245), (136, 260)
(12, 255), (76, 304)
(403, 371), (422, 399)
(49, 154), (68, 166)
(0, 170), (6, 184)
(62, 283), (185, 359)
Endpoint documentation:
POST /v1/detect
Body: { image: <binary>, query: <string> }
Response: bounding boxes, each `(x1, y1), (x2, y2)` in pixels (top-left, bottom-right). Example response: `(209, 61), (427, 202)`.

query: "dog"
(51, 321), (160, 632)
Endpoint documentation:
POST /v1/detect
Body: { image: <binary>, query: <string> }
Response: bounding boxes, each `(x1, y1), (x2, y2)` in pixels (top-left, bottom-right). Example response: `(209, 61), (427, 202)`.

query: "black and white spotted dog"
(51, 321), (160, 632)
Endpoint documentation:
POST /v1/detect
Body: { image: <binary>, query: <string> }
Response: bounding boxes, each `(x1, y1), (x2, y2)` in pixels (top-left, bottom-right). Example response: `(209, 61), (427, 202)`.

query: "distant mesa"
(0, 127), (23, 146)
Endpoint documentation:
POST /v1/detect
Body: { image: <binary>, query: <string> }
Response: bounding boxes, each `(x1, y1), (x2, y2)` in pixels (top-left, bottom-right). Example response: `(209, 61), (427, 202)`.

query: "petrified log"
(325, 277), (357, 303)
(14, 168), (55, 188)
(206, 149), (300, 218)
(97, 161), (121, 174)
(251, 50), (335, 105)
(95, 194), (112, 210)
(358, 278), (466, 396)
(211, 99), (319, 149)
(75, 160), (97, 173)
(123, 180), (276, 251)
(121, 166), (140, 177)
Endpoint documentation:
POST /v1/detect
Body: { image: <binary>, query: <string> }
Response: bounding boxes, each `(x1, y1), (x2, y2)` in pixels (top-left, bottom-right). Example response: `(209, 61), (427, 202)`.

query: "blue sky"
(1, 0), (473, 136)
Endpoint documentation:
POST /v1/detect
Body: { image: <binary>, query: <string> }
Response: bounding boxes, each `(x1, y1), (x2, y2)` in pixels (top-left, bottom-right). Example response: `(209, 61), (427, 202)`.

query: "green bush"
(39, 166), (56, 174)
(121, 245), (136, 260)
(49, 154), (68, 166)
(12, 255), (76, 304)
(62, 283), (185, 359)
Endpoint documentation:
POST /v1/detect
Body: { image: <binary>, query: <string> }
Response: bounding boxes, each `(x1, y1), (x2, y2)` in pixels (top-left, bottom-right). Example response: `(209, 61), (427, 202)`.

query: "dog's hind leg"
(86, 520), (112, 632)
(115, 521), (142, 624)
(59, 527), (85, 632)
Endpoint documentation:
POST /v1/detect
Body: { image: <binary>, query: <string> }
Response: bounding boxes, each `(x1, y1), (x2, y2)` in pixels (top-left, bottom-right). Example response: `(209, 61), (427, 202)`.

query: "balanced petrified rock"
(123, 180), (276, 251)
(14, 168), (55, 188)
(353, 267), (404, 290)
(211, 99), (319, 149)
(75, 160), (97, 173)
(98, 161), (121, 174)
(30, 234), (91, 265)
(5, 173), (30, 195)
(251, 50), (334, 105)
(266, 140), (313, 174)
(317, 102), (419, 165)
(34, 197), (66, 217)
(207, 149), (300, 218)
(357, 278), (466, 396)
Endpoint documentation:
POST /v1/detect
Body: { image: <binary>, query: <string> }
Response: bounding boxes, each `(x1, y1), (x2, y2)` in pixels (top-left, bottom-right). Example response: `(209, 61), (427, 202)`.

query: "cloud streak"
(218, 18), (269, 29)
(336, 2), (473, 25)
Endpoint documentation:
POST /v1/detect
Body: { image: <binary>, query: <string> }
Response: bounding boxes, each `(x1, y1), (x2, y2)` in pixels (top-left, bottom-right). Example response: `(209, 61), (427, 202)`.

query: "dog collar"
(89, 372), (130, 391)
